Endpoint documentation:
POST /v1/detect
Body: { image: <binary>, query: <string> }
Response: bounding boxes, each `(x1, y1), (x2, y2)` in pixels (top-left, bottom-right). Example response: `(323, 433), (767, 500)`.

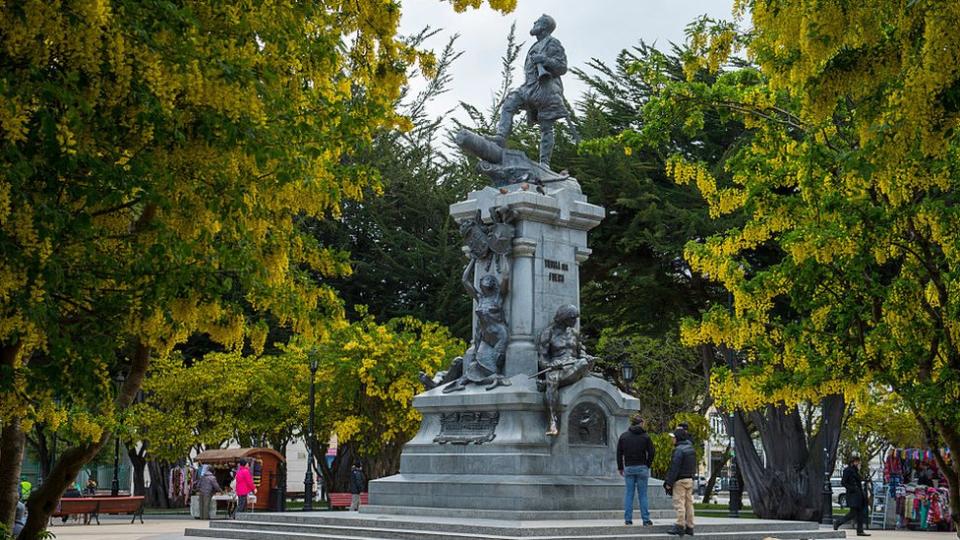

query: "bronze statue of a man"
(492, 14), (568, 167)
(536, 304), (593, 436)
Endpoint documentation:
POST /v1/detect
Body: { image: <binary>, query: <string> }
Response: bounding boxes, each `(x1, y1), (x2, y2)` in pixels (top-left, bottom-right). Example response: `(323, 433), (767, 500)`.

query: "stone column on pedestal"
(506, 237), (537, 377)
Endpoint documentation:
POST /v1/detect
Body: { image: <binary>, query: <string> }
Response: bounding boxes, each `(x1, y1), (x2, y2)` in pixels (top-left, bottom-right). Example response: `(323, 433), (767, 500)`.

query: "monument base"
(368, 374), (672, 514)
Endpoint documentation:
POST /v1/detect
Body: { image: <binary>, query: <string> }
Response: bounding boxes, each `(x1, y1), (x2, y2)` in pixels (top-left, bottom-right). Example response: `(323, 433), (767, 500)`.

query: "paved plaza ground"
(42, 514), (957, 540)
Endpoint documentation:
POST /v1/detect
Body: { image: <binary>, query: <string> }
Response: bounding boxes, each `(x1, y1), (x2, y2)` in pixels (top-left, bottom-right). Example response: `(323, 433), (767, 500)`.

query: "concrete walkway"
(45, 516), (195, 540)
(829, 529), (956, 539)
(45, 514), (957, 540)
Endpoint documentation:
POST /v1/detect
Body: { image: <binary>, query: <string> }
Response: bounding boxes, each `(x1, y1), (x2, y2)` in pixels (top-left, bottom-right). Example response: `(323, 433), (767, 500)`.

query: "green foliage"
(130, 351), (309, 461)
(596, 331), (706, 431)
(840, 389), (924, 466)
(570, 42), (746, 340)
(315, 35), (481, 339)
(650, 413), (708, 479)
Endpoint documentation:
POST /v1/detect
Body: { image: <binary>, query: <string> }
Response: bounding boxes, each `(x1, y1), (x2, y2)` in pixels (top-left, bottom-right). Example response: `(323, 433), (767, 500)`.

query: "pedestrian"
(82, 477), (99, 525)
(234, 459), (257, 516)
(19, 478), (32, 501)
(83, 477), (98, 496)
(882, 449), (901, 496)
(13, 500), (26, 536)
(197, 466), (222, 520)
(834, 455), (871, 536)
(349, 463), (365, 511)
(617, 414), (655, 526)
(664, 429), (697, 536)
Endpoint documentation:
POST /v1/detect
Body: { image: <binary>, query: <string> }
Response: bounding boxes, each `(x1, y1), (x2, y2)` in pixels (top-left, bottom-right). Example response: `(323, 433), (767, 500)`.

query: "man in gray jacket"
(664, 430), (697, 536)
(196, 467), (222, 520)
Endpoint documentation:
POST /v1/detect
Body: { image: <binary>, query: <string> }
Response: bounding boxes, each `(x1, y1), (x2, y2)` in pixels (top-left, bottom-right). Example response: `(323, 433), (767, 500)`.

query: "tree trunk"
(18, 343), (150, 540)
(0, 418), (26, 531)
(146, 461), (171, 508)
(702, 442), (731, 504)
(0, 342), (25, 530)
(146, 460), (172, 508)
(25, 427), (51, 482)
(733, 395), (844, 521)
(126, 444), (147, 497)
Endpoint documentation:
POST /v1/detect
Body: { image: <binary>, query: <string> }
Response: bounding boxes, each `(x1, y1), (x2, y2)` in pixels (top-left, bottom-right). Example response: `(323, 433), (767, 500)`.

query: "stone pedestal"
(368, 180), (670, 516)
(368, 375), (669, 513)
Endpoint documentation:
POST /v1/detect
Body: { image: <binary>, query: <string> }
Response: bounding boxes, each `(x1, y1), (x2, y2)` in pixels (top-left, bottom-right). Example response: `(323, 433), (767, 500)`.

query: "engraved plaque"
(434, 411), (500, 445)
(568, 402), (607, 446)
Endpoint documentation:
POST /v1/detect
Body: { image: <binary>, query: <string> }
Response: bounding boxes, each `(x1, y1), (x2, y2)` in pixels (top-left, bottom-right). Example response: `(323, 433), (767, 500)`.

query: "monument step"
(184, 513), (845, 540)
(186, 523), (846, 540)
(362, 505), (675, 521)
(369, 473), (673, 512)
(227, 512), (820, 534)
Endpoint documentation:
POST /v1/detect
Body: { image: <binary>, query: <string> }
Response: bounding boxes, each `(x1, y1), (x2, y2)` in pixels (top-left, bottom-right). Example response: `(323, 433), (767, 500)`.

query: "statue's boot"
(485, 374), (512, 391)
(441, 379), (467, 393)
(546, 416), (559, 436)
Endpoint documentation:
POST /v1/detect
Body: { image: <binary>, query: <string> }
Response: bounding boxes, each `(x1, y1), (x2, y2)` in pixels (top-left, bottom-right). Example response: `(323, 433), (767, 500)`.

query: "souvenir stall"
(881, 448), (954, 531)
(167, 465), (196, 507)
(193, 448), (285, 515)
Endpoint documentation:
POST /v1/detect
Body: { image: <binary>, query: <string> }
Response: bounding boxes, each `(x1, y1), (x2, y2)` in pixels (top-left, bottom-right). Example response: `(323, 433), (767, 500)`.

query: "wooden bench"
(52, 496), (145, 525)
(328, 492), (368, 510)
(98, 496), (145, 524)
(51, 498), (99, 525)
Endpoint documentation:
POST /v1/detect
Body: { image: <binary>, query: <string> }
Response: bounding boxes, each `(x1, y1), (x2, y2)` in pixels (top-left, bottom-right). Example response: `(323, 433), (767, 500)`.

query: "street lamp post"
(303, 353), (319, 511)
(111, 372), (125, 496)
(726, 291), (742, 518)
(821, 417), (834, 525)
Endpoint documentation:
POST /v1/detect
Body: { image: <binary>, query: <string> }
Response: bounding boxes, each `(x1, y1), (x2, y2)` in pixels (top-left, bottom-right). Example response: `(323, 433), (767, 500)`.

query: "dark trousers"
(836, 505), (865, 532)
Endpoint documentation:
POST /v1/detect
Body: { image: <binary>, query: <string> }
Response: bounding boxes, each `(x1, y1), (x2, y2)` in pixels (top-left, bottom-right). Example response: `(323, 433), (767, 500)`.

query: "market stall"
(194, 448), (285, 512)
(879, 447), (954, 531)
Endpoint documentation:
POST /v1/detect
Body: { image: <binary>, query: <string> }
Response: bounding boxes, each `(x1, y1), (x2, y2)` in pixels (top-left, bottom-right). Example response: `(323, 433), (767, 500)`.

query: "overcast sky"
(398, 0), (736, 122)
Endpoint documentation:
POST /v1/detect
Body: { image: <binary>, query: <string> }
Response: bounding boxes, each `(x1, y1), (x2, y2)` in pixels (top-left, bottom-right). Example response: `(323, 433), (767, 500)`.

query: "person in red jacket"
(234, 459), (257, 515)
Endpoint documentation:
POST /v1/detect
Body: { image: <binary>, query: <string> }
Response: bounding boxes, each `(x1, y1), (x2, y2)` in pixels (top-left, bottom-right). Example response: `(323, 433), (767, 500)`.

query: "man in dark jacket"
(349, 463), (365, 511)
(664, 430), (697, 536)
(834, 456), (870, 536)
(617, 414), (655, 526)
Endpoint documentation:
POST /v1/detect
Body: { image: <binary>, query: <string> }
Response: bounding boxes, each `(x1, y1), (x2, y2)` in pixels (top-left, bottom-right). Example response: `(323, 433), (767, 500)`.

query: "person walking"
(834, 456), (871, 536)
(617, 414), (655, 526)
(13, 501), (26, 537)
(664, 430), (697, 536)
(349, 463), (365, 511)
(234, 459), (257, 516)
(197, 466), (222, 520)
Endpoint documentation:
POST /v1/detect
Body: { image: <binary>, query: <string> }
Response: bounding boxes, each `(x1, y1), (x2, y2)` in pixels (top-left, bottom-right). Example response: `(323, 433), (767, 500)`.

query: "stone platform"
(184, 511), (848, 540)
(367, 373), (668, 513)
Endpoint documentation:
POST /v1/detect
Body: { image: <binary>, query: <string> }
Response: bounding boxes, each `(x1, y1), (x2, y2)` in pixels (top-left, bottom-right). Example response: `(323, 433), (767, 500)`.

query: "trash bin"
(270, 487), (283, 512)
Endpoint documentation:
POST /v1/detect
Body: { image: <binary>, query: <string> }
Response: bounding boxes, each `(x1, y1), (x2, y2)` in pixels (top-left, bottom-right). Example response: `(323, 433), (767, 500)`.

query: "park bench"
(51, 498), (99, 525)
(52, 496), (145, 525)
(328, 492), (367, 510)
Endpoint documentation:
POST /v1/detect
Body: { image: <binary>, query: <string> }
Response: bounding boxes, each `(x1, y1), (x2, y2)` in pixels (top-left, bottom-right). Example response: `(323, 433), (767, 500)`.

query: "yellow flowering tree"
(129, 352), (310, 463)
(0, 1), (512, 536)
(126, 312), (460, 502)
(310, 312), (463, 489)
(606, 1), (960, 528)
